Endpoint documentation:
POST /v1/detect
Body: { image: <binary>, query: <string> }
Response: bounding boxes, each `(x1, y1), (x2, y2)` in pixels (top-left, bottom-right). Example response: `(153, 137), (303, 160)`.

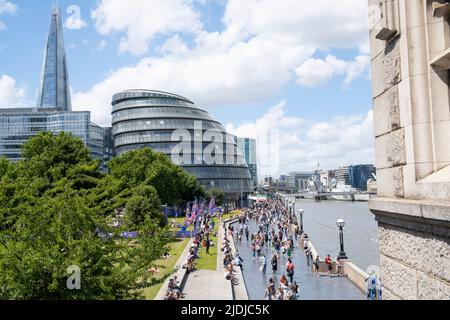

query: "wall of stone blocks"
(371, 34), (405, 199)
(378, 223), (450, 299)
(369, 0), (450, 300)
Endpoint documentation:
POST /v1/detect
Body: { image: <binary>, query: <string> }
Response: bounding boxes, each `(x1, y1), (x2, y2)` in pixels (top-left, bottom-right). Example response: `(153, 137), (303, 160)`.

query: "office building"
(0, 6), (113, 169)
(348, 164), (376, 191)
(236, 137), (258, 187)
(286, 172), (313, 191)
(335, 166), (351, 185)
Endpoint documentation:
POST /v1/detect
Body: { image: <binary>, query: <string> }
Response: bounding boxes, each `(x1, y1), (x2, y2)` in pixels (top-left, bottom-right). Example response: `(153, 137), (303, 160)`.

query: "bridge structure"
(279, 191), (362, 203)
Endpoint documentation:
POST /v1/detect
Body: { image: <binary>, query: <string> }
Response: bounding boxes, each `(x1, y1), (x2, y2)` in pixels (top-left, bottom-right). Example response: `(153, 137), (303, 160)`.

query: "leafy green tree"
(21, 132), (94, 187)
(109, 148), (205, 206)
(0, 133), (168, 300)
(206, 188), (225, 207)
(124, 185), (164, 228)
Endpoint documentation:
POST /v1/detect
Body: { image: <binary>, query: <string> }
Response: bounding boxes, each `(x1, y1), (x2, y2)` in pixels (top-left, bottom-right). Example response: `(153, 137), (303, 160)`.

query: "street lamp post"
(291, 200), (295, 219)
(298, 209), (304, 235)
(336, 219), (348, 260)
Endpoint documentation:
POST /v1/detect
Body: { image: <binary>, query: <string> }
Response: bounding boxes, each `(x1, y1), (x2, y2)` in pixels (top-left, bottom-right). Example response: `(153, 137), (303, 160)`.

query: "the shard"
(36, 5), (72, 111)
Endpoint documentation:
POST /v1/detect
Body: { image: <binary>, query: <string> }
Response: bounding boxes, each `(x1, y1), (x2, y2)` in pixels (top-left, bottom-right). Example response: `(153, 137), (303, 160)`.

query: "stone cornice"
(369, 197), (450, 237)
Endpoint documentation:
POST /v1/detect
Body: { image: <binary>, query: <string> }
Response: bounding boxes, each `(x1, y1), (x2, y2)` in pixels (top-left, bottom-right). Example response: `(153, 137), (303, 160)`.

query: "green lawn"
(127, 211), (241, 299)
(142, 237), (190, 300)
(193, 210), (240, 271)
(195, 237), (218, 270)
(142, 210), (240, 291)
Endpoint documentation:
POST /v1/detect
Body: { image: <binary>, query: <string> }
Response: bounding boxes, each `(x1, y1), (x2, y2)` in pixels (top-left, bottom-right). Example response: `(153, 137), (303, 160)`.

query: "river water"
(293, 200), (380, 272)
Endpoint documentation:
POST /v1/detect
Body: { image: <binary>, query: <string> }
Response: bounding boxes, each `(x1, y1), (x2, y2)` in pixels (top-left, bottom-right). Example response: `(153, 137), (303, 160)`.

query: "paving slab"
(182, 270), (233, 300)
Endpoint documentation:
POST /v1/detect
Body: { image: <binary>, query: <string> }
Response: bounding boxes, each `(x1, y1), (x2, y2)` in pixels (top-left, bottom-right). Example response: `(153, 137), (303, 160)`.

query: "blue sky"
(0, 0), (375, 177)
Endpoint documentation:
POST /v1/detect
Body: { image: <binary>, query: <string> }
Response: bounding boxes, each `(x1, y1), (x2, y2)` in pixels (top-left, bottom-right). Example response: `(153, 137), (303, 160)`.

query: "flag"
(209, 197), (216, 210)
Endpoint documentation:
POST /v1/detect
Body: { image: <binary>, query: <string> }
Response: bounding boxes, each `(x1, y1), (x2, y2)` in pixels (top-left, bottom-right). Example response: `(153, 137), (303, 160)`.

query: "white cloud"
(73, 36), (315, 126)
(0, 0), (16, 14)
(91, 0), (203, 55)
(226, 101), (374, 177)
(295, 54), (370, 88)
(223, 0), (369, 49)
(0, 75), (31, 108)
(0, 0), (17, 31)
(75, 0), (371, 126)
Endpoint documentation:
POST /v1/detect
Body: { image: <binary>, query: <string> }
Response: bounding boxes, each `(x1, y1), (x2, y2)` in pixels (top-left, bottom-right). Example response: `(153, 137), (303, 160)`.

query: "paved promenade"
(182, 269), (232, 300)
(182, 217), (242, 300)
(234, 220), (365, 300)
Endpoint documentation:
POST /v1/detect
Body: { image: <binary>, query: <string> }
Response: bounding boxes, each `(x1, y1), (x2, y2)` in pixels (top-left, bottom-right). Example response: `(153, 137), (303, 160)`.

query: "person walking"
(271, 253), (278, 275)
(305, 245), (312, 266)
(276, 287), (284, 300)
(287, 245), (292, 260)
(286, 285), (297, 300)
(260, 254), (267, 274)
(313, 255), (320, 276)
(376, 277), (383, 300)
(286, 259), (295, 284)
(366, 273), (377, 300)
(234, 253), (243, 271)
(265, 278), (276, 300)
(292, 281), (299, 299)
(205, 238), (211, 255)
(336, 257), (343, 277)
(325, 254), (333, 276)
(251, 241), (256, 260)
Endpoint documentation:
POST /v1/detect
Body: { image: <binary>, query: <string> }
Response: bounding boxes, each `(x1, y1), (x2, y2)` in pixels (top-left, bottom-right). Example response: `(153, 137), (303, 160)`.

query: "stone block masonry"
(368, 0), (450, 299)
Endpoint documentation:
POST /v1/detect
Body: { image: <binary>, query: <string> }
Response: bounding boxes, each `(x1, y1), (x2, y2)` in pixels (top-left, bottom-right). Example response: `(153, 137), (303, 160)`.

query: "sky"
(0, 0), (375, 179)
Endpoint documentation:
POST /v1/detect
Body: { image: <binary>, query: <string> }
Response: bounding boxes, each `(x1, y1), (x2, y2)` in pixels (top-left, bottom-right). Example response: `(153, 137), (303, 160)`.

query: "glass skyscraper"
(348, 164), (376, 191)
(37, 5), (72, 112)
(0, 6), (113, 168)
(235, 137), (258, 187)
(111, 89), (253, 203)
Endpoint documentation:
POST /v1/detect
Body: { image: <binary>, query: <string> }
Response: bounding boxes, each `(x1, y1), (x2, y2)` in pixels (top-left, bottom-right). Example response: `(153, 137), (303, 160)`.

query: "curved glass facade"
(111, 90), (253, 198)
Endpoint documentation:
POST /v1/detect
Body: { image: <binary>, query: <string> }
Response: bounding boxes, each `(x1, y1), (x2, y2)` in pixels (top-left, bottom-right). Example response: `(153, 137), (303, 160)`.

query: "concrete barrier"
(302, 236), (369, 293)
(342, 261), (369, 293)
(154, 238), (194, 300)
(224, 218), (249, 300)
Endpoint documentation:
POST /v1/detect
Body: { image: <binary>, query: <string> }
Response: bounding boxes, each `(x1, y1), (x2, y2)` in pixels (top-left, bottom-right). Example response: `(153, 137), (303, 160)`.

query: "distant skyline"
(0, 0), (374, 176)
(267, 163), (375, 180)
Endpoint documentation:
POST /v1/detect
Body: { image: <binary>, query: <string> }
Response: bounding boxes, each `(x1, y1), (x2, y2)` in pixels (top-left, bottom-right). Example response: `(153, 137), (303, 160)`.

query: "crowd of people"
(164, 197), (374, 300)
(222, 199), (303, 300)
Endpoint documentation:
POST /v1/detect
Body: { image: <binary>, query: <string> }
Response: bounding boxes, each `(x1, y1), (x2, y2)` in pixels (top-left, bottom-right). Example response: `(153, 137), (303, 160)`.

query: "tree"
(124, 185), (164, 228)
(108, 148), (205, 206)
(21, 132), (94, 187)
(0, 133), (168, 299)
(206, 188), (225, 207)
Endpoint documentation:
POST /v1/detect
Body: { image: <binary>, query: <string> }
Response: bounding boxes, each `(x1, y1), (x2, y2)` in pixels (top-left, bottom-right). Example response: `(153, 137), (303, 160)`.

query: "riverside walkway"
(182, 269), (232, 300)
(181, 217), (241, 300)
(233, 220), (365, 300)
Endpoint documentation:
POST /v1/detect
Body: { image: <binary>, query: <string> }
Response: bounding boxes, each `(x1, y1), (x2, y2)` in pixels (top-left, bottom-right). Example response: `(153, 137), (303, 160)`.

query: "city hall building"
(111, 89), (254, 204)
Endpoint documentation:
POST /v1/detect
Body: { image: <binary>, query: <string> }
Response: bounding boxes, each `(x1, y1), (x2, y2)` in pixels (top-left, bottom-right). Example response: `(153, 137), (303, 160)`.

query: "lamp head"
(336, 219), (345, 228)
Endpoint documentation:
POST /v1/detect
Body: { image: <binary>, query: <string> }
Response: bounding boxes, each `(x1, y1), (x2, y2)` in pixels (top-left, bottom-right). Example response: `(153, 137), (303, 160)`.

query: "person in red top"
(325, 254), (333, 276)
(286, 259), (295, 284)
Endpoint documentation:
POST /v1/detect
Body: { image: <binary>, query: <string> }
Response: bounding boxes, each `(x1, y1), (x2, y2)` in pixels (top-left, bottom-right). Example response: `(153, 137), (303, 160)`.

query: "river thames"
(293, 200), (380, 272)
